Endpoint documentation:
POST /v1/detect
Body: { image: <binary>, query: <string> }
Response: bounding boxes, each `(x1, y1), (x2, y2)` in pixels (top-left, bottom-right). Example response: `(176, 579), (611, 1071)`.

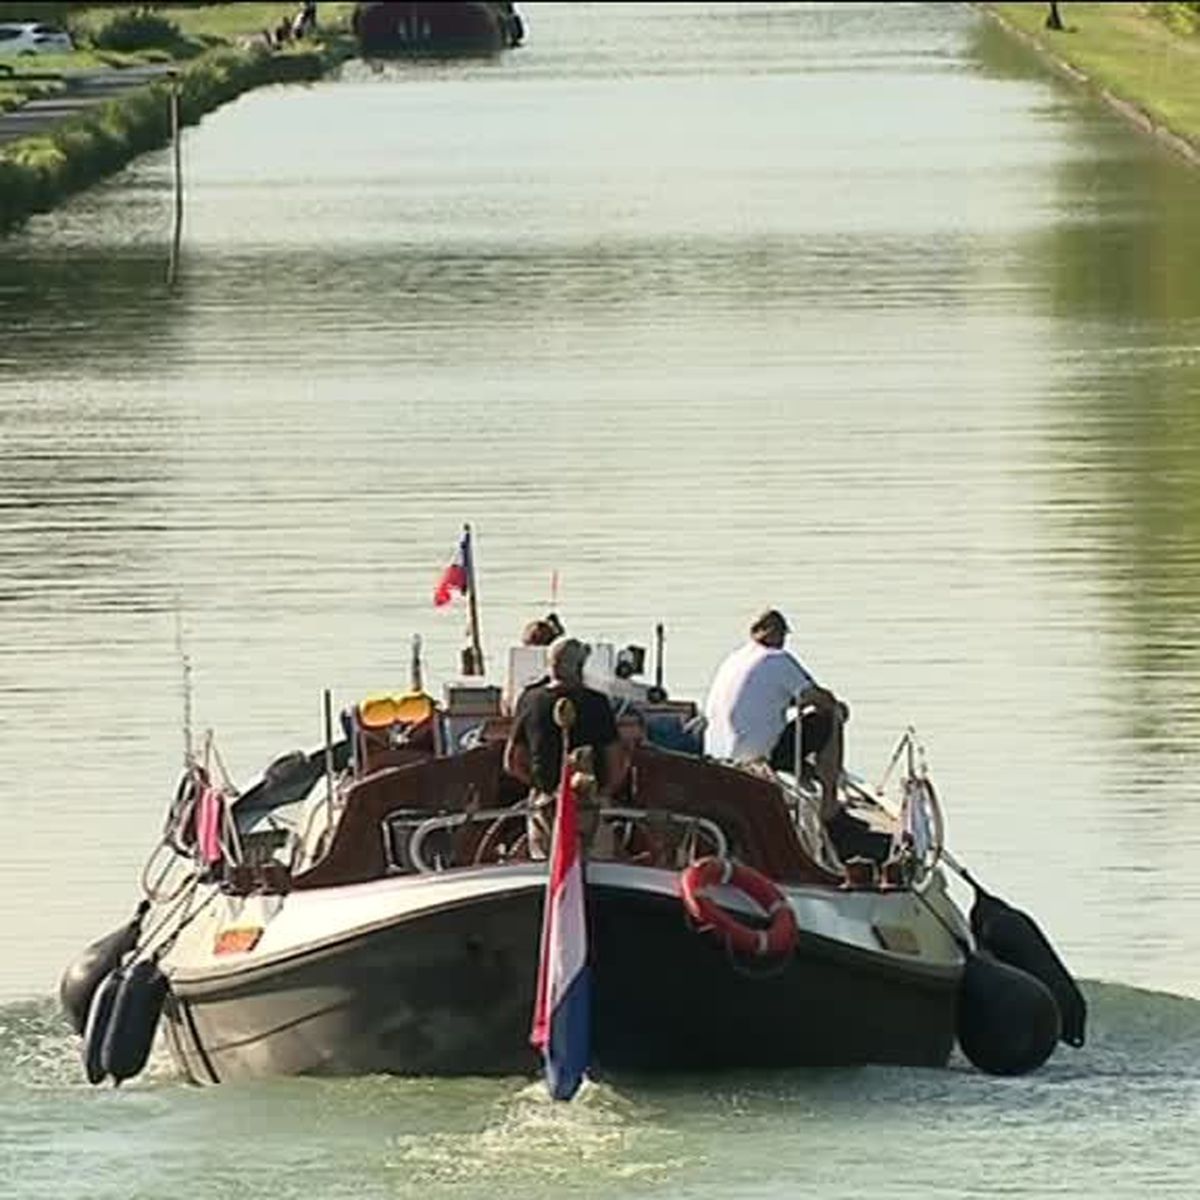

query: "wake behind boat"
(61, 543), (1085, 1090)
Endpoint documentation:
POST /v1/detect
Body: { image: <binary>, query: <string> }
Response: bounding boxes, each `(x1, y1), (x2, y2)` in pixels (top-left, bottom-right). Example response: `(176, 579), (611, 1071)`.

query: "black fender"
(100, 959), (170, 1084)
(970, 887), (1087, 1046)
(81, 968), (124, 1085)
(957, 952), (1061, 1076)
(59, 901), (150, 1036)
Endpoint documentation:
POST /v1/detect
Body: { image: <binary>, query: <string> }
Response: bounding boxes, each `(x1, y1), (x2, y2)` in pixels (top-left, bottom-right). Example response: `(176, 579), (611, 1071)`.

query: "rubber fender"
(99, 959), (169, 1084)
(59, 907), (147, 1035)
(970, 889), (1087, 1047)
(81, 968), (124, 1085)
(957, 952), (1061, 1076)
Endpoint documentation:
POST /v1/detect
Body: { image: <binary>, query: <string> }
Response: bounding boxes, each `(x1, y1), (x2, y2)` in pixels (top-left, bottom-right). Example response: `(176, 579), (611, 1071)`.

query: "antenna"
(174, 602), (194, 768)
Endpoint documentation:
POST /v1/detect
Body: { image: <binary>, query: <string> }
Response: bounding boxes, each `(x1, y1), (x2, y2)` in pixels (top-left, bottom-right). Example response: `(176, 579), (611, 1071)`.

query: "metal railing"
(382, 804), (729, 875)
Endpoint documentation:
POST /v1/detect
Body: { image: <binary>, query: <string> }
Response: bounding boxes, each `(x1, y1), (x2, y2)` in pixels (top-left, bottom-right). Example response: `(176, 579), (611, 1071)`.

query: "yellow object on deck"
(357, 691), (436, 729)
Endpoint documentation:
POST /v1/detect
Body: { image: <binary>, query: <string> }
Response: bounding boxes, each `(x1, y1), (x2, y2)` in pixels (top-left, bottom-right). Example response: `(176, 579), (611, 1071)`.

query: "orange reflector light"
(214, 926), (263, 955)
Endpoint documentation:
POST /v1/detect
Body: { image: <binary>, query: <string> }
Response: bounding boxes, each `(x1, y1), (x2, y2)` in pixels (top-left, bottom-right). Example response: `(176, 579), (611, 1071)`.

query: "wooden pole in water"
(167, 71), (183, 287)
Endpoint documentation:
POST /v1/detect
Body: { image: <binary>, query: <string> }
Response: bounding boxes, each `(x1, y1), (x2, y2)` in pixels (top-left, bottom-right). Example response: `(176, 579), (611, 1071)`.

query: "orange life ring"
(680, 857), (798, 959)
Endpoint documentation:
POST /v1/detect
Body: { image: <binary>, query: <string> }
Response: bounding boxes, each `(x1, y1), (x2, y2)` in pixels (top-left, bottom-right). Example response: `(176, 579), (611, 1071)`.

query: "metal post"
(323, 688), (335, 827)
(463, 522), (485, 676)
(167, 72), (183, 288)
(410, 633), (424, 692)
(793, 693), (805, 781)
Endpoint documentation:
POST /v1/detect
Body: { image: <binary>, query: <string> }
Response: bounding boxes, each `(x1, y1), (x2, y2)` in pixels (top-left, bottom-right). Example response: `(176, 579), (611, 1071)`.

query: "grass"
(0, 74), (63, 114)
(0, 2), (356, 110)
(990, 3), (1200, 151)
(0, 4), (360, 232)
(68, 3), (356, 49)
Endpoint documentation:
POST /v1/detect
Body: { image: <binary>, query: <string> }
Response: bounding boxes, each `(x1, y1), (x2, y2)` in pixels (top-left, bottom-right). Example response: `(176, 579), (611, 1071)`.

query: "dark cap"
(750, 609), (790, 639)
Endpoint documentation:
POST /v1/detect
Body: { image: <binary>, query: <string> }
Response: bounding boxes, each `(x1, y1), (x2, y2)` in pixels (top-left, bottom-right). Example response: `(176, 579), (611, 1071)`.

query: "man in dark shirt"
(504, 637), (627, 847)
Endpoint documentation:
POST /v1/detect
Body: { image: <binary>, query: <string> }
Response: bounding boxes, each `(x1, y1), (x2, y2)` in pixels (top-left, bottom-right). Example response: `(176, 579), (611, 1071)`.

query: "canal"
(1, 4), (1198, 1197)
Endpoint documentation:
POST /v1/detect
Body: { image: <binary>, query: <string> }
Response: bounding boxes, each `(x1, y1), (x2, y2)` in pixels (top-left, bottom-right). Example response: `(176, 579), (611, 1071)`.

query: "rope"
(139, 880), (219, 963)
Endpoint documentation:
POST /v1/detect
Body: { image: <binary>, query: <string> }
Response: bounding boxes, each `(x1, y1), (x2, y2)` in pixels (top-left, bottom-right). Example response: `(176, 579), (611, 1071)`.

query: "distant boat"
(353, 1), (524, 57)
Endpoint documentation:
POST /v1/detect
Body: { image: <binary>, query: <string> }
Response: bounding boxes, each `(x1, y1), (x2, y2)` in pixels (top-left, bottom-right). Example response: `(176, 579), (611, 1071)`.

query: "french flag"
(433, 529), (470, 607)
(529, 755), (591, 1100)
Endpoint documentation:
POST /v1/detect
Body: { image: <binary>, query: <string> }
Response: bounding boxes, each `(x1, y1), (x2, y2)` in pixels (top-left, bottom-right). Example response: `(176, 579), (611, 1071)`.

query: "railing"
(381, 805), (729, 875)
(774, 774), (847, 877)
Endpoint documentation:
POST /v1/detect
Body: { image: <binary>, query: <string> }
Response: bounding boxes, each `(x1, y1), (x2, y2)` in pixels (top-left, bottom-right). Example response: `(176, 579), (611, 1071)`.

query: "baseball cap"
(750, 609), (790, 638)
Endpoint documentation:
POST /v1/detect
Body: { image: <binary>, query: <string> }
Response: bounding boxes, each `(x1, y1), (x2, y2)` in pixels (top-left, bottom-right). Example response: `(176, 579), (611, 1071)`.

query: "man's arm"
(503, 711), (532, 785)
(798, 683), (838, 710)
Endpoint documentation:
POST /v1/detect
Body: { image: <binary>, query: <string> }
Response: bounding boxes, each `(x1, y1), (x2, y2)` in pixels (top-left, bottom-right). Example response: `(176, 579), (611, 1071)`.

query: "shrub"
(92, 6), (183, 52)
(0, 41), (339, 233)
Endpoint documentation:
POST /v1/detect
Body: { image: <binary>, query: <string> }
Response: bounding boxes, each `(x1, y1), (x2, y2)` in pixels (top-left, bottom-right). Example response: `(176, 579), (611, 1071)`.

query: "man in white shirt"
(703, 609), (846, 820)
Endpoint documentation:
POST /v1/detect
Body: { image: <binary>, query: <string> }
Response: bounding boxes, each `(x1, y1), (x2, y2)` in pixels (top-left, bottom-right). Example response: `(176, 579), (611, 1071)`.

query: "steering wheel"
(472, 810), (528, 865)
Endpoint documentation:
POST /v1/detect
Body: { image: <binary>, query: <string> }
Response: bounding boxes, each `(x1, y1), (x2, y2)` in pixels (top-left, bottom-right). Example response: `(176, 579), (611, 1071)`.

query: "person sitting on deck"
(521, 612), (564, 649)
(703, 609), (848, 822)
(503, 636), (627, 855)
(505, 611), (566, 707)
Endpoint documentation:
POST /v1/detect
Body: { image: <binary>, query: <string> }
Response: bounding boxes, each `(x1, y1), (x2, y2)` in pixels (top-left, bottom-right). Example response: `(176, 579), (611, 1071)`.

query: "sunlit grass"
(0, 3), (356, 116)
(990, 2), (1200, 146)
(68, 3), (356, 47)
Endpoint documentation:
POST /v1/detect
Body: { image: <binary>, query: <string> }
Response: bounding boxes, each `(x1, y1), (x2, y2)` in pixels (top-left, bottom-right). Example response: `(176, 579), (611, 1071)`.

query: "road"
(0, 64), (174, 148)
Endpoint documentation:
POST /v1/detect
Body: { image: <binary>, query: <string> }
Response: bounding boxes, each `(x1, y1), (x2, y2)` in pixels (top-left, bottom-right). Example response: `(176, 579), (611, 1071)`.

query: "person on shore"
(504, 636), (626, 854)
(703, 609), (847, 821)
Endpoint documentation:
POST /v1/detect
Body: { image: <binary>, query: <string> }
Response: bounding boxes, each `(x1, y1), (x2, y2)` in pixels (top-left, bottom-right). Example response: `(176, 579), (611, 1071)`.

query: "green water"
(1, 3), (1199, 1195)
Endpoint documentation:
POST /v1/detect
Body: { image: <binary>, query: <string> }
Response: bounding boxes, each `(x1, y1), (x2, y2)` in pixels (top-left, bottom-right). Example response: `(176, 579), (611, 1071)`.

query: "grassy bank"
(0, 3), (356, 232)
(987, 3), (1200, 163)
(1, 4), (352, 112)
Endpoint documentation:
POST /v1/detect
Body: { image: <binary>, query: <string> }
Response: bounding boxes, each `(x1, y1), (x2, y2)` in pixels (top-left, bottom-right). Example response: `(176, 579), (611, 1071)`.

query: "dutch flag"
(529, 754), (591, 1100)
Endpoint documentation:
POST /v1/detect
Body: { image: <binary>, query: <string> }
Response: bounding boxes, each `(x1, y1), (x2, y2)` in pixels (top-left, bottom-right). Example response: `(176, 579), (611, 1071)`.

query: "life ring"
(680, 857), (798, 959)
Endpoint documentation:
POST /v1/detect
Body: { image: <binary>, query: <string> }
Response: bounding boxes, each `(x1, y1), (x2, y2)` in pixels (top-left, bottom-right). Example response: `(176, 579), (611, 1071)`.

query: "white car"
(0, 22), (75, 56)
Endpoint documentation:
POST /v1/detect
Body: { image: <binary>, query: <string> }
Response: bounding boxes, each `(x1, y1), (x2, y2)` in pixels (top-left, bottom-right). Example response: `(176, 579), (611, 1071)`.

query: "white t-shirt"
(703, 641), (816, 762)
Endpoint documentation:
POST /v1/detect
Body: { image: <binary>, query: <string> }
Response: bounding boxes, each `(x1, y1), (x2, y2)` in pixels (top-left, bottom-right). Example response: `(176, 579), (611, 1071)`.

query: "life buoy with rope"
(680, 857), (798, 959)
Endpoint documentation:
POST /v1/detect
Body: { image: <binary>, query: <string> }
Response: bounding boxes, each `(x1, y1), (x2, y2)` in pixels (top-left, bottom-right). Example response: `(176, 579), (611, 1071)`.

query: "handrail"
(774, 774), (845, 877)
(388, 805), (729, 874)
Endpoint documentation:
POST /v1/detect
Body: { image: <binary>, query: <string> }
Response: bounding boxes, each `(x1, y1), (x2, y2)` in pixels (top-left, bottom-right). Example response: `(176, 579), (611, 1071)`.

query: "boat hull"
(353, 2), (520, 58)
(163, 870), (961, 1082)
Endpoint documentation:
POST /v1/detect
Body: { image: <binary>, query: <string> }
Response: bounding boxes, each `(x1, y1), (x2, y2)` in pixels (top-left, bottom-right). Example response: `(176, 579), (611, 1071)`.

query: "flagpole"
(463, 522), (485, 676)
(533, 695), (590, 1100)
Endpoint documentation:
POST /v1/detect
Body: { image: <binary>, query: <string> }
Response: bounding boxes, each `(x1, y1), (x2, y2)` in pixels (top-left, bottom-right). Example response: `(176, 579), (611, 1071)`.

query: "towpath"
(0, 65), (174, 148)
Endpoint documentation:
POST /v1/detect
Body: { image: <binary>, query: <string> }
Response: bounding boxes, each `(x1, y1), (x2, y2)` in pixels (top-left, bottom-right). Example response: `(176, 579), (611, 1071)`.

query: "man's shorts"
(769, 708), (834, 773)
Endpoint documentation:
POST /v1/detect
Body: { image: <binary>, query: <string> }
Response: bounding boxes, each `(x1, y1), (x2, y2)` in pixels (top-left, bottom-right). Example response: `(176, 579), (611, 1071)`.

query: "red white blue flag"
(530, 754), (591, 1100)
(433, 529), (470, 607)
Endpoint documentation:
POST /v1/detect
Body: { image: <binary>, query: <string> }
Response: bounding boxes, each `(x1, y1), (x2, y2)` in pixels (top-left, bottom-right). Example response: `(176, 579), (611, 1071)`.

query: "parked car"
(0, 22), (75, 56)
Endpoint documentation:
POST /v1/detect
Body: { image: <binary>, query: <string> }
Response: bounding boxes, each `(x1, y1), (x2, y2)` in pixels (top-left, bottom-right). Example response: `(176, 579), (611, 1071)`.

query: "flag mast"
(463, 522), (485, 676)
